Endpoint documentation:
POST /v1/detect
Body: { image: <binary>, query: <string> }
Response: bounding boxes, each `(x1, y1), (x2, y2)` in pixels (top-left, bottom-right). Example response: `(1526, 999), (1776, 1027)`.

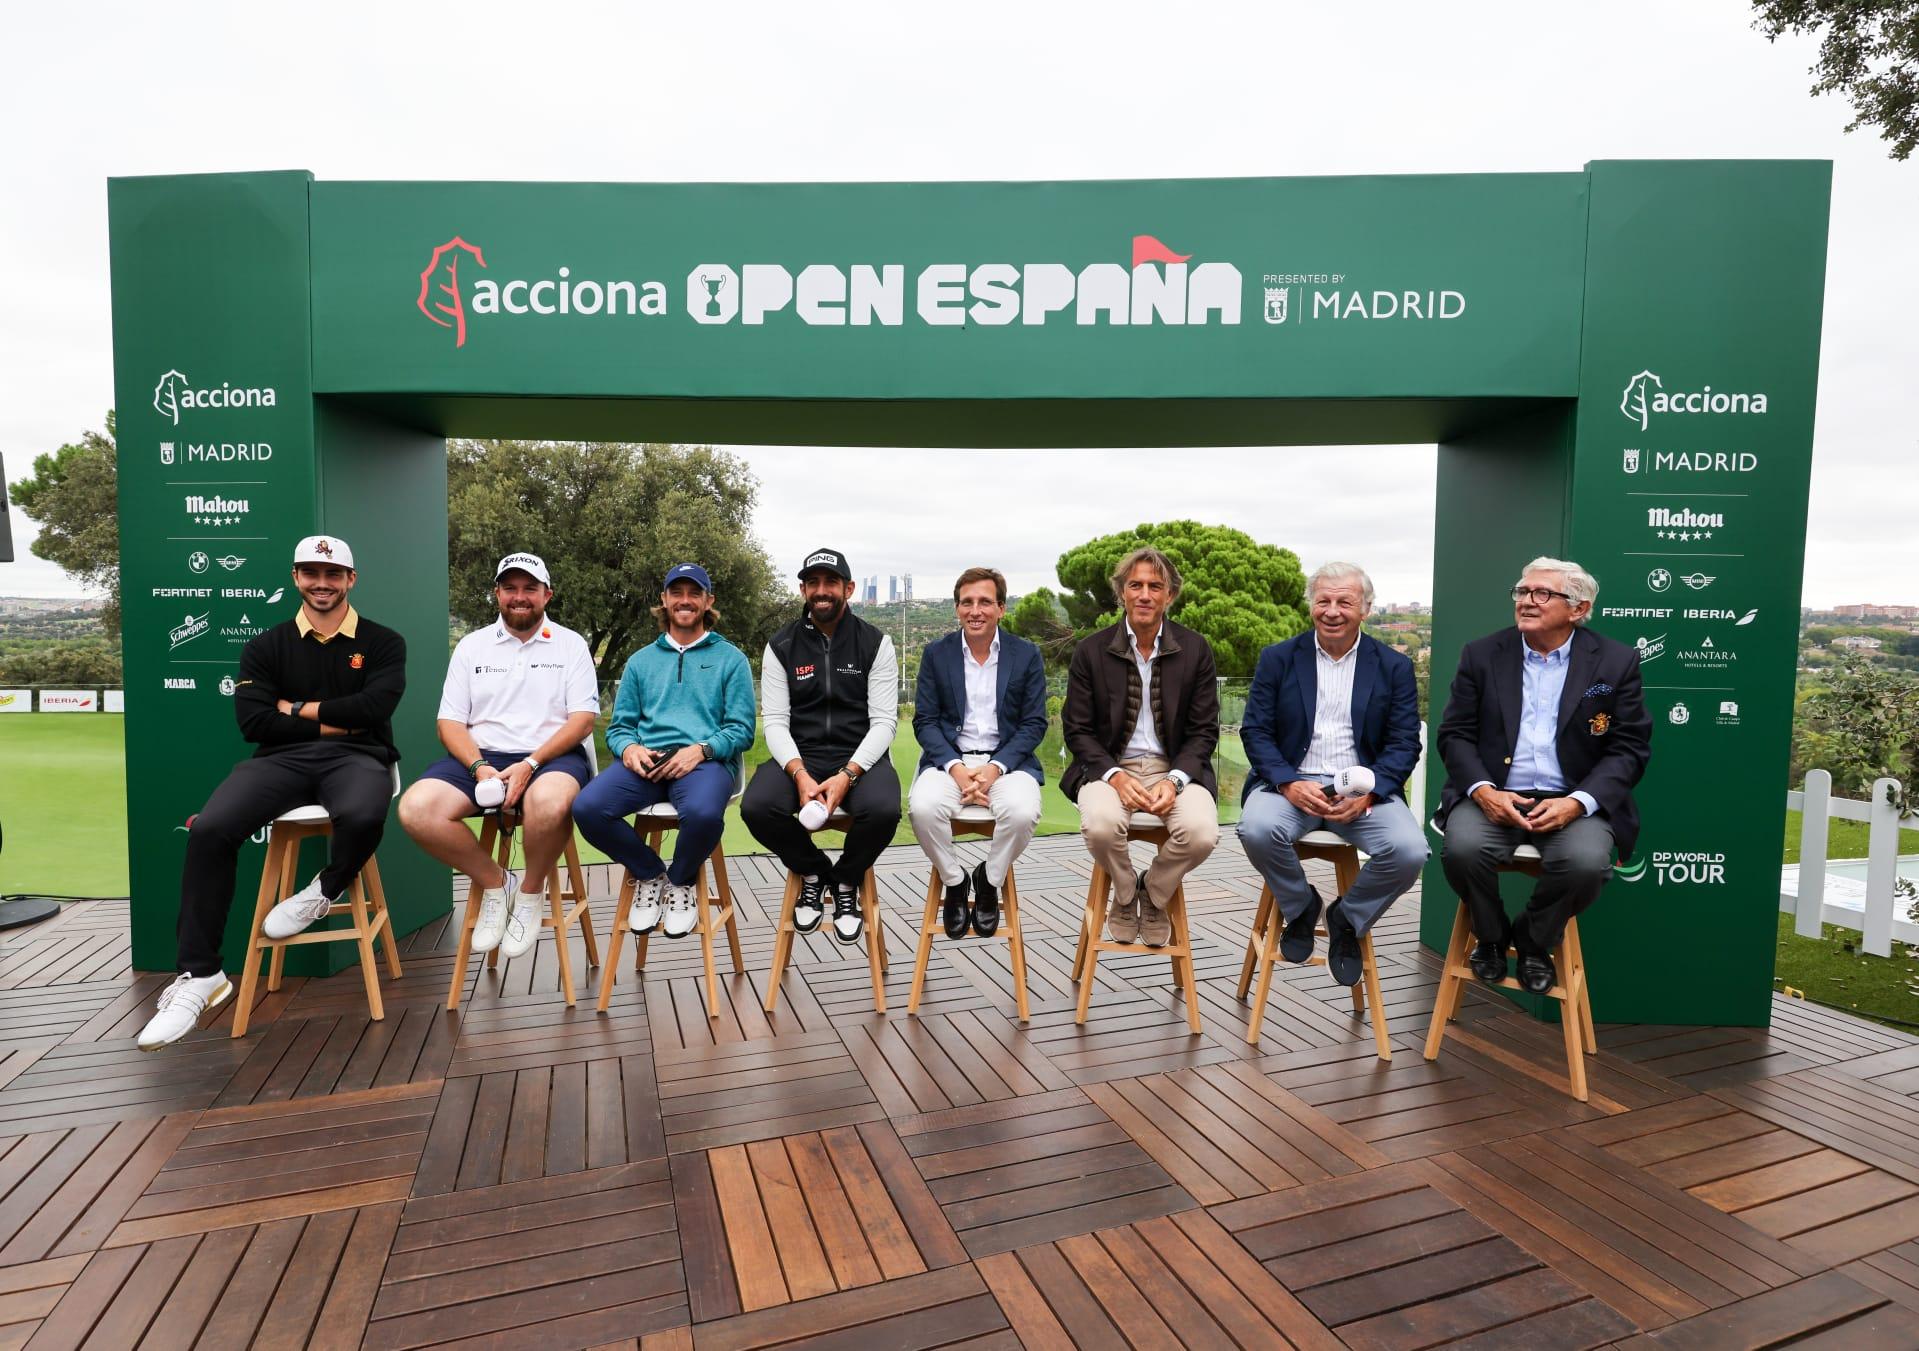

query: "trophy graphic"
(699, 273), (727, 319)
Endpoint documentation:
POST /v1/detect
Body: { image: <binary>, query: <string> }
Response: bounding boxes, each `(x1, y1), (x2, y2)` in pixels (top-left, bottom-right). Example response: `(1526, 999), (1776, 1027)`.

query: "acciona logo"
(152, 371), (278, 426)
(416, 232), (1246, 346)
(1619, 371), (1768, 432)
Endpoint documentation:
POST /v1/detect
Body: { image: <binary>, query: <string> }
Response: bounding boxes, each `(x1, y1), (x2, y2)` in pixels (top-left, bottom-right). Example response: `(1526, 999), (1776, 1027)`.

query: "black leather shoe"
(1324, 901), (1362, 987)
(1469, 939), (1507, 984)
(941, 872), (972, 939)
(1518, 952), (1557, 995)
(1280, 889), (1324, 963)
(971, 862), (1000, 938)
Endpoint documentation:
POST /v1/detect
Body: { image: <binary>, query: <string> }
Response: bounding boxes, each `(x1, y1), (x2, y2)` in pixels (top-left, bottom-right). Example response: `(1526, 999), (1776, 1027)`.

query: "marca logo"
(164, 677), (196, 690)
(169, 612), (211, 651)
(184, 495), (251, 527)
(152, 371), (278, 425)
(1620, 371), (1768, 431)
(1647, 507), (1723, 541)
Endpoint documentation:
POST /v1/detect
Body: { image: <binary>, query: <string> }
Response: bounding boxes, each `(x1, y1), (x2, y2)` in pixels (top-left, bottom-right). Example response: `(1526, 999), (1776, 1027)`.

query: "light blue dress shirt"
(1470, 634), (1597, 816)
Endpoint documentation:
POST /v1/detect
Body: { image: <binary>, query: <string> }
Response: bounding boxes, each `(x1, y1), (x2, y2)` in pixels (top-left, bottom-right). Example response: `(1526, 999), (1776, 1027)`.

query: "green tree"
(1052, 520), (1309, 675)
(1792, 658), (1919, 796)
(0, 638), (122, 685)
(447, 439), (787, 669)
(8, 415), (120, 635)
(1003, 586), (1077, 671)
(1754, 1), (1919, 160)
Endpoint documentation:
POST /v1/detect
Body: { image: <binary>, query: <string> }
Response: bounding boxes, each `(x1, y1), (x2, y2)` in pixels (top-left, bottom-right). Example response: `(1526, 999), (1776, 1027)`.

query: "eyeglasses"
(1511, 585), (1573, 605)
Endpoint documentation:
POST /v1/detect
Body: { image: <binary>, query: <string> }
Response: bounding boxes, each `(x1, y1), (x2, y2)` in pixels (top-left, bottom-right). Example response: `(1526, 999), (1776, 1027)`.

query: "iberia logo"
(418, 237), (487, 348)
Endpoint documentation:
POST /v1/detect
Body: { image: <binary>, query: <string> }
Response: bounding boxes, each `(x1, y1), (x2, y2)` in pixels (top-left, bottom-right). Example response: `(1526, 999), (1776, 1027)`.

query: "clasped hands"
(1280, 778), (1375, 825)
(1109, 769), (1178, 817)
(622, 744), (706, 784)
(948, 761), (1003, 807)
(1471, 784), (1583, 832)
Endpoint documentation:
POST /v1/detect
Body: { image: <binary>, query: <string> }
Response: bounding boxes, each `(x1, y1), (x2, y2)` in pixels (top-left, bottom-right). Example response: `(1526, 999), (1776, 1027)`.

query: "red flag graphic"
(417, 236), (488, 348)
(1131, 234), (1192, 268)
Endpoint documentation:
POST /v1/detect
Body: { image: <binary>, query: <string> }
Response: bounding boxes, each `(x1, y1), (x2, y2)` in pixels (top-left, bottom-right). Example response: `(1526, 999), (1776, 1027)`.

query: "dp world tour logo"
(418, 237), (488, 348)
(1613, 854), (1647, 883)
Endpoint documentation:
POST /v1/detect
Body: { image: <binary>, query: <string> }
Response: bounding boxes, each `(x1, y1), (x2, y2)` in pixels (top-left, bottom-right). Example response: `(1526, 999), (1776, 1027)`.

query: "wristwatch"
(524, 756), (542, 772)
(697, 742), (712, 761)
(843, 761), (863, 782)
(290, 702), (306, 718)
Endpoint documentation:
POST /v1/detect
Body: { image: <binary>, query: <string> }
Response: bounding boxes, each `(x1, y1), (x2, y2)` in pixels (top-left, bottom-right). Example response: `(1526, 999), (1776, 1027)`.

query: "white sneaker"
(263, 874), (336, 939)
(629, 874), (666, 933)
(500, 892), (541, 959)
(470, 870), (519, 954)
(662, 883), (699, 939)
(137, 972), (233, 1050)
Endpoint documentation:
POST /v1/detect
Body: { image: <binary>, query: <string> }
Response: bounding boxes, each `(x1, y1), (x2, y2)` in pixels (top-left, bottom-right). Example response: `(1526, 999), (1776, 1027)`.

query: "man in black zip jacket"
(741, 548), (900, 944)
(136, 536), (406, 1051)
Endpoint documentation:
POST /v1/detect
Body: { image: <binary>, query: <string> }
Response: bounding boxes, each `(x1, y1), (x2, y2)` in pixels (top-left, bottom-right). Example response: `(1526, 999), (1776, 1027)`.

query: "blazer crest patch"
(1588, 711), (1611, 736)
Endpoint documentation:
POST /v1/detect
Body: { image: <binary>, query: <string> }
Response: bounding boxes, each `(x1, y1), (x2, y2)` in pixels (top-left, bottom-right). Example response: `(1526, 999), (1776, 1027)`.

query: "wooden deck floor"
(5, 830), (1919, 1348)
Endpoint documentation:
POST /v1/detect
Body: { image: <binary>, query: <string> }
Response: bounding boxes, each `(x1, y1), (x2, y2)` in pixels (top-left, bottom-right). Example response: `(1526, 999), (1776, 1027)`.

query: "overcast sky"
(2, 1), (1912, 609)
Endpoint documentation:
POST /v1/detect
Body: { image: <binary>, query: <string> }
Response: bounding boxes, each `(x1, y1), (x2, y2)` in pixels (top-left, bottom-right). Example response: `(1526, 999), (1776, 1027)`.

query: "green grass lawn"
(0, 714), (129, 897)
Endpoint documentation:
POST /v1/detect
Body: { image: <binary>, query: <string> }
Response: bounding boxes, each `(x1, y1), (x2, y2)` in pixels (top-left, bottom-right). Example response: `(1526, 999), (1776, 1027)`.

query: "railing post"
(1863, 776), (1902, 958)
(1796, 770), (1830, 940)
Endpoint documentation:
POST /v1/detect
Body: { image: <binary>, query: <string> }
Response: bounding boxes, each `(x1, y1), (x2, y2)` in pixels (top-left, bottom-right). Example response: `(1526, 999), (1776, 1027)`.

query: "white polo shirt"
(438, 617), (599, 754)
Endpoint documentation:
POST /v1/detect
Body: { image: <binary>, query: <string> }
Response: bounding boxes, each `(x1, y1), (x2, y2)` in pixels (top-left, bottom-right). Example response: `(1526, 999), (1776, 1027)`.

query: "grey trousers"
(1440, 797), (1614, 954)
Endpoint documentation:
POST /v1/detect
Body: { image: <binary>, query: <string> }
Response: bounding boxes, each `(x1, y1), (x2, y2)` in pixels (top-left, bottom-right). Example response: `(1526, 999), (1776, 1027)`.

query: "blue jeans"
(1238, 779), (1429, 935)
(572, 759), (733, 885)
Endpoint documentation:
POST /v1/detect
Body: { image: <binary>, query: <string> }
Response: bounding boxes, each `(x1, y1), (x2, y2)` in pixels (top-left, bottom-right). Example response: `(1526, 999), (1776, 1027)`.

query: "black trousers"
(1439, 796), (1615, 956)
(177, 743), (393, 977)
(739, 757), (901, 887)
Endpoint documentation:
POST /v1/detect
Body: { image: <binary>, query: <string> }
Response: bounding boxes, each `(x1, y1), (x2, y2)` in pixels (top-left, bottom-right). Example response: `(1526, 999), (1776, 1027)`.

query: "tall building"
(888, 575), (899, 602)
(903, 573), (913, 602)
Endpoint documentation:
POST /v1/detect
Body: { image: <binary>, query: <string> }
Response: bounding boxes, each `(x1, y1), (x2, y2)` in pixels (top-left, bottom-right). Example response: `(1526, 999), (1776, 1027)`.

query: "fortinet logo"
(152, 371), (278, 425)
(1619, 371), (1768, 432)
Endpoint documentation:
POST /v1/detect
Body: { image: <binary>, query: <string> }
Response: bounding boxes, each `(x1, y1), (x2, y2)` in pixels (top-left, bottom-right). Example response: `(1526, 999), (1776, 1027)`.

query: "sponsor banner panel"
(39, 690), (98, 712)
(0, 689), (31, 713)
(104, 689), (125, 713)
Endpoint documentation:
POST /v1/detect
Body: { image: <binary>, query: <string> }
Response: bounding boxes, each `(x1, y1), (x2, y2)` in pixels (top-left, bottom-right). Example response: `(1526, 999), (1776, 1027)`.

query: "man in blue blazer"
(1239, 562), (1428, 985)
(909, 567), (1048, 939)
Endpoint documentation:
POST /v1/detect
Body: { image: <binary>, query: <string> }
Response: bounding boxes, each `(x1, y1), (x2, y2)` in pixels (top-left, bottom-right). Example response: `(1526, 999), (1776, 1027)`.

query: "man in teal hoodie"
(572, 564), (755, 939)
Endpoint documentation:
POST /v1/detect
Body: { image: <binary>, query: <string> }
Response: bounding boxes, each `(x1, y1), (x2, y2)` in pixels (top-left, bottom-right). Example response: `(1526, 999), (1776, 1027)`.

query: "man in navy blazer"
(1437, 556), (1651, 995)
(1239, 562), (1428, 985)
(909, 567), (1048, 939)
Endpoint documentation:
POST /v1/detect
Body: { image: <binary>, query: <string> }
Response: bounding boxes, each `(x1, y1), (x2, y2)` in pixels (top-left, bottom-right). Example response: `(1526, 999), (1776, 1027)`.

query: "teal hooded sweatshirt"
(606, 630), (756, 773)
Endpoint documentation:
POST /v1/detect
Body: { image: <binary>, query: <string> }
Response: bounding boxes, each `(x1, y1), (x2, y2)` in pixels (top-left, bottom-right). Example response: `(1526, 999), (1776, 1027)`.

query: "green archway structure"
(108, 163), (1830, 1026)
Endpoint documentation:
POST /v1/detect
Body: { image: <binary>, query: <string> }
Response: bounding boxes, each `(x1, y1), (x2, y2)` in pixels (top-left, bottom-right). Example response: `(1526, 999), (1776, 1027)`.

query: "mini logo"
(1647, 568), (1672, 592)
(1622, 447), (1640, 474)
(160, 441), (175, 465)
(349, 653), (365, 669)
(164, 677), (195, 690)
(1735, 609), (1757, 626)
(418, 237), (488, 348)
(1636, 634), (1667, 663)
(1680, 572), (1715, 590)
(1263, 287), (1288, 324)
(219, 675), (237, 696)
(1669, 700), (1690, 725)
(169, 612), (211, 651)
(1589, 712), (1611, 735)
(189, 551), (210, 574)
(216, 554), (245, 571)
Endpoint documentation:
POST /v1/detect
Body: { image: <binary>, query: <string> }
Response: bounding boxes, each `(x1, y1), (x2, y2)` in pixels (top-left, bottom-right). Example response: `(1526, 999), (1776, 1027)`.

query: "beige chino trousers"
(1076, 755), (1220, 909)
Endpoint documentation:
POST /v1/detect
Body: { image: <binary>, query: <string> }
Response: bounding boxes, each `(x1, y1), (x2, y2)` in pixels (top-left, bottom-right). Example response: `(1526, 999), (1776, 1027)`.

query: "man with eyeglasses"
(1434, 556), (1651, 995)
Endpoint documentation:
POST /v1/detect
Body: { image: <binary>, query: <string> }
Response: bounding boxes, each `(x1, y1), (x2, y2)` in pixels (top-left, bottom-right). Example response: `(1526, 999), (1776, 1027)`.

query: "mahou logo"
(418, 237), (488, 347)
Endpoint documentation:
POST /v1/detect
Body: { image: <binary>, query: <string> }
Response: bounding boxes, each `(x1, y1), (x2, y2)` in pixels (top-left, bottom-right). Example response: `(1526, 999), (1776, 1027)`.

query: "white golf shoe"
(136, 972), (233, 1050)
(263, 874), (337, 939)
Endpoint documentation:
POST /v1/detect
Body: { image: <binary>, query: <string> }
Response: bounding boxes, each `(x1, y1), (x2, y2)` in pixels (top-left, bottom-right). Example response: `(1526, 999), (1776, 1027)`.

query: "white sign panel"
(38, 689), (98, 712)
(104, 689), (125, 713)
(0, 689), (30, 713)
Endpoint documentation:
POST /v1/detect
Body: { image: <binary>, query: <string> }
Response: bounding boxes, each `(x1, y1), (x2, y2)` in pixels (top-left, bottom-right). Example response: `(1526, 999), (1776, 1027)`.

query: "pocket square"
(1584, 683), (1613, 698)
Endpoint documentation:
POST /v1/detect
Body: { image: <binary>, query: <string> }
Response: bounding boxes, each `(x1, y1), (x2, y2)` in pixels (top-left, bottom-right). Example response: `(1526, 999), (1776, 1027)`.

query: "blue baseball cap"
(662, 563), (713, 593)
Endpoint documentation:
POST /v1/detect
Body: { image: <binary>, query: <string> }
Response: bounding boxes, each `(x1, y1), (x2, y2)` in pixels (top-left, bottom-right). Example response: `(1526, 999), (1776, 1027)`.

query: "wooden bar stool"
(233, 765), (403, 1037)
(764, 810), (888, 1015)
(596, 781), (746, 1017)
(906, 804), (1031, 1021)
(444, 804), (596, 1010)
(1422, 841), (1598, 1100)
(1235, 830), (1391, 1057)
(1071, 812), (1201, 1033)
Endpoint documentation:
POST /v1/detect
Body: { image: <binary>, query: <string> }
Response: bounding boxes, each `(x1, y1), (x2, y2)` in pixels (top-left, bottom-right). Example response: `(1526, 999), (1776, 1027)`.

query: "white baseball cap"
(293, 535), (355, 569)
(495, 551), (551, 586)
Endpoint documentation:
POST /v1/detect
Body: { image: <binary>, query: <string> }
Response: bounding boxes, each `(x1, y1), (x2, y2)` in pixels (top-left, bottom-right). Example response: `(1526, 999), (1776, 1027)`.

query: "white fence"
(0, 687), (123, 712)
(1781, 771), (1919, 957)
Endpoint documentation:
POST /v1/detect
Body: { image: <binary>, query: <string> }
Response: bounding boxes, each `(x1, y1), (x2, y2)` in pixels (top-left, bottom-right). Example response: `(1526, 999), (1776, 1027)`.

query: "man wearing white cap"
(138, 535), (407, 1050)
(398, 552), (600, 961)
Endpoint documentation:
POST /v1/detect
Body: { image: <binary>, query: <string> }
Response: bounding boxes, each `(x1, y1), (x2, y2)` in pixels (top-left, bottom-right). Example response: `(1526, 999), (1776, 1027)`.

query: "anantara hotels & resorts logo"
(416, 233), (1472, 347)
